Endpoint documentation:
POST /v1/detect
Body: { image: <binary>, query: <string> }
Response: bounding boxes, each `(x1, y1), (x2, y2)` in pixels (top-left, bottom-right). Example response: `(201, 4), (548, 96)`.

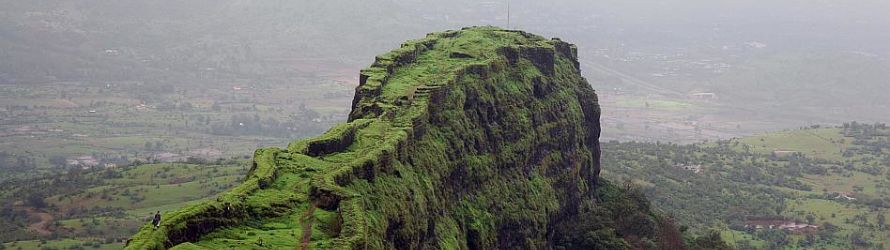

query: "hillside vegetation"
(603, 122), (890, 249)
(0, 160), (249, 249)
(126, 27), (680, 249)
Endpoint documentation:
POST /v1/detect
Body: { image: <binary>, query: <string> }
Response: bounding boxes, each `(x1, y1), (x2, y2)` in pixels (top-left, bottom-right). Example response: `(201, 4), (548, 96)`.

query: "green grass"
(737, 128), (848, 161)
(800, 172), (880, 196)
(0, 161), (250, 247)
(190, 208), (306, 249)
(787, 198), (856, 226)
(603, 124), (890, 249)
(47, 165), (243, 211)
(784, 198), (890, 248)
(720, 230), (765, 249)
(1, 238), (123, 250)
(126, 27), (626, 249)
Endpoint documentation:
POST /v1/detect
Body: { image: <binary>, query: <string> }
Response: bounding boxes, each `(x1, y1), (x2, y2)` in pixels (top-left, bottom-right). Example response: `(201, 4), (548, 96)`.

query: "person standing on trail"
(152, 211), (161, 229)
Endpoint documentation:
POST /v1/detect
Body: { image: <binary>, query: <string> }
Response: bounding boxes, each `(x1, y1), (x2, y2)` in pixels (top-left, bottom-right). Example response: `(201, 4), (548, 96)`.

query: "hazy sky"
(2, 0), (888, 123)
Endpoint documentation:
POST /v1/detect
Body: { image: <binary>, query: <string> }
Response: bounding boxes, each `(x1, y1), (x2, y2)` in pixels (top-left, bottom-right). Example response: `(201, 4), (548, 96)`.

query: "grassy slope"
(736, 128), (850, 161)
(126, 27), (664, 249)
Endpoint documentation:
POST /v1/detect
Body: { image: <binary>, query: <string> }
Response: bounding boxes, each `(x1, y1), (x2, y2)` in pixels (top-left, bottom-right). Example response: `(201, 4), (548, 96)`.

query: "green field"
(603, 123), (890, 249)
(1, 239), (123, 250)
(0, 162), (249, 247)
(736, 127), (851, 161)
(0, 74), (349, 182)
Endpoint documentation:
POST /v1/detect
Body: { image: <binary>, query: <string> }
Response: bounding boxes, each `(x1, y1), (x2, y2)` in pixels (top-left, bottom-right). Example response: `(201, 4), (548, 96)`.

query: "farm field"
(0, 162), (249, 248)
(0, 75), (354, 182)
(602, 123), (890, 249)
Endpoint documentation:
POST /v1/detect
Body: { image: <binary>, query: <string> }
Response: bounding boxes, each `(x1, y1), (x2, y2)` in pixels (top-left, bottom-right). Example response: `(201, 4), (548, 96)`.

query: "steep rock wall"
(125, 27), (652, 250)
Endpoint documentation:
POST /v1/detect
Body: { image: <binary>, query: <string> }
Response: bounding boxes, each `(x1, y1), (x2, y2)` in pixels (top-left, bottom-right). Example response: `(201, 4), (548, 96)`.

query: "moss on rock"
(127, 26), (662, 250)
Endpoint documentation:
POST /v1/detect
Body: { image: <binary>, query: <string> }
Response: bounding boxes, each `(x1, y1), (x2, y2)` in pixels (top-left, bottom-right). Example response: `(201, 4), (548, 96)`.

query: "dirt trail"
(298, 205), (317, 250)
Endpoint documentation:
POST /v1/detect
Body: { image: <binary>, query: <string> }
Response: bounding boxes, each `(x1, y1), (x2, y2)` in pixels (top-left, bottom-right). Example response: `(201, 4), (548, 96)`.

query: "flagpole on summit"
(506, 0), (511, 29)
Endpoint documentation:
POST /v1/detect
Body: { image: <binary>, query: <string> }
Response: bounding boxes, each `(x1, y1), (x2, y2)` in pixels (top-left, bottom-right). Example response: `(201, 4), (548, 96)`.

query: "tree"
(735, 240), (756, 250)
(755, 229), (788, 249)
(656, 217), (686, 250)
(689, 231), (732, 250)
(48, 155), (67, 167)
(773, 201), (786, 215)
(26, 193), (47, 209)
(850, 231), (869, 247)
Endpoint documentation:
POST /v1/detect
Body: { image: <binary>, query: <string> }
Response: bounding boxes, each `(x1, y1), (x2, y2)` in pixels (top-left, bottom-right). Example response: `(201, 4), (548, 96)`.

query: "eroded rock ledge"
(127, 26), (608, 250)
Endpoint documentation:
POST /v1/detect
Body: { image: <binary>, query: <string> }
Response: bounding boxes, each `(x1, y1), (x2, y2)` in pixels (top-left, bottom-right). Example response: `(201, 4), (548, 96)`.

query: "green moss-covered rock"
(127, 27), (662, 249)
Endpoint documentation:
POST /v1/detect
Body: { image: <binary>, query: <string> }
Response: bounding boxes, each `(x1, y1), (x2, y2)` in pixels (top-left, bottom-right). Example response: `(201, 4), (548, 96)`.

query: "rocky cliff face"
(127, 27), (663, 250)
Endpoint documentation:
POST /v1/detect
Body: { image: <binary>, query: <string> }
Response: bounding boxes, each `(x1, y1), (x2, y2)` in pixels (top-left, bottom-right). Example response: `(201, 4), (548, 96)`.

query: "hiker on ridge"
(152, 211), (161, 229)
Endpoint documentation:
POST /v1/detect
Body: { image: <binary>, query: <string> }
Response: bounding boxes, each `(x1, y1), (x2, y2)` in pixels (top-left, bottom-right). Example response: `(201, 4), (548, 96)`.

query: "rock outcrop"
(127, 27), (663, 250)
